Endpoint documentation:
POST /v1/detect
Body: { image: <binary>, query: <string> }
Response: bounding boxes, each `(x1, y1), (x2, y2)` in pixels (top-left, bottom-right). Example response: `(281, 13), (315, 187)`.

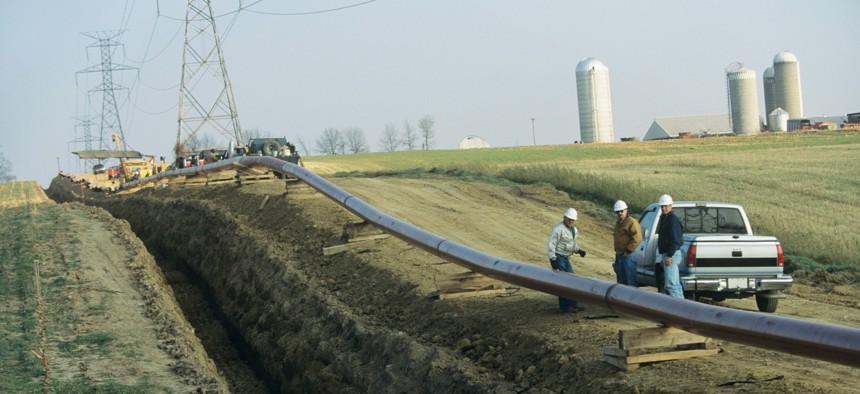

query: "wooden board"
(619, 326), (709, 349)
(433, 271), (514, 300)
(604, 326), (719, 370)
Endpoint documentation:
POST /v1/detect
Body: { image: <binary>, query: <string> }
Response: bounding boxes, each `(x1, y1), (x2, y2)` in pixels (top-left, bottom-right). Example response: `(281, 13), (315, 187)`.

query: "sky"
(1, 0), (858, 186)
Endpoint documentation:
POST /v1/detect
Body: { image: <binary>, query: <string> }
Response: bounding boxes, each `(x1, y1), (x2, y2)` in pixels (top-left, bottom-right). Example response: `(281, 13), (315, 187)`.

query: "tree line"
(315, 114), (436, 155)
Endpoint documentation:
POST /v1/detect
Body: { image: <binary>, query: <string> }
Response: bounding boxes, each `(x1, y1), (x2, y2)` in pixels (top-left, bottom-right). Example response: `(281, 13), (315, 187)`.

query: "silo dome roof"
(774, 51), (798, 64)
(576, 57), (608, 72)
(763, 66), (774, 77)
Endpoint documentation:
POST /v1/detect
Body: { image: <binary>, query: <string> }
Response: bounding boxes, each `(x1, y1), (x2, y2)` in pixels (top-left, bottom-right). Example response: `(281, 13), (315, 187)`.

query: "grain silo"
(773, 51), (803, 119)
(726, 66), (760, 135)
(575, 57), (614, 143)
(763, 66), (776, 124)
(769, 108), (789, 132)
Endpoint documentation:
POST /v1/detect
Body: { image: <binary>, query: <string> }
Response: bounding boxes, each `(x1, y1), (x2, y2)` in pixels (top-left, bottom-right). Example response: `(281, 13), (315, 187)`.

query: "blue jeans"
(615, 253), (637, 287)
(553, 254), (578, 310)
(662, 250), (684, 298)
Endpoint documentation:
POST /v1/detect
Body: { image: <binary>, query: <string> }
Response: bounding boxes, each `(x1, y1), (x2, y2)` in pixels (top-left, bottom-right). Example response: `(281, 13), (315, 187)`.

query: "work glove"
(549, 257), (559, 270)
(577, 249), (587, 258)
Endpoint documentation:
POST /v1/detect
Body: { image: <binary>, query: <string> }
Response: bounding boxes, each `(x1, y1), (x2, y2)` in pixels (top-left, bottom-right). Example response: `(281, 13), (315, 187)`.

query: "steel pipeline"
(123, 156), (860, 367)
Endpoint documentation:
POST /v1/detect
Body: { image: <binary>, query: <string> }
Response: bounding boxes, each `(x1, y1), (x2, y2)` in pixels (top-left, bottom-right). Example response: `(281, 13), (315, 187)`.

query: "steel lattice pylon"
(77, 31), (136, 151)
(176, 0), (245, 158)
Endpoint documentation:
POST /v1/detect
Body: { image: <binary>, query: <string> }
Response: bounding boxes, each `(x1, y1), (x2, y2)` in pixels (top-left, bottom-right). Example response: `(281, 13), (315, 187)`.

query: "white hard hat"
(613, 200), (628, 212)
(564, 208), (578, 220)
(658, 194), (673, 206)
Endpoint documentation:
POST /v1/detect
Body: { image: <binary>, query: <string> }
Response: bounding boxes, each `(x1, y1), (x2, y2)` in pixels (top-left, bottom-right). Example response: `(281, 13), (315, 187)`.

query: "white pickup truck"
(631, 201), (793, 312)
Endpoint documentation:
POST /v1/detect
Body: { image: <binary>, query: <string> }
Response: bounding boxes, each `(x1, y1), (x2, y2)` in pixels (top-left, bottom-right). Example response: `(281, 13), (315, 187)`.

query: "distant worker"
(546, 208), (587, 312)
(656, 194), (684, 298)
(205, 148), (218, 164)
(613, 200), (642, 286)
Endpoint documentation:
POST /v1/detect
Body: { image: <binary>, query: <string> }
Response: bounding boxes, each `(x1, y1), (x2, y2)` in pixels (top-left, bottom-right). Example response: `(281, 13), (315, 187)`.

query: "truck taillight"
(686, 244), (697, 267)
(777, 244), (784, 267)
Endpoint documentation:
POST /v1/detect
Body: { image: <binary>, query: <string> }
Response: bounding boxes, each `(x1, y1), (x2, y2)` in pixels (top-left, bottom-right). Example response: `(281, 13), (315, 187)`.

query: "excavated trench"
(47, 178), (545, 393)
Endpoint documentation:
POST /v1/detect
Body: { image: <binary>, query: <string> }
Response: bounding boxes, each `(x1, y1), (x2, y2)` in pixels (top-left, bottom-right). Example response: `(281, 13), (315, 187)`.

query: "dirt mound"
(47, 175), (860, 393)
(1, 180), (226, 392)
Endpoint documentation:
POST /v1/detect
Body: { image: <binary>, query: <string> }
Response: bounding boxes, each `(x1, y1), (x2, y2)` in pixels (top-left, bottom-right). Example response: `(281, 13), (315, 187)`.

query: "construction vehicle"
(109, 134), (169, 182)
(246, 137), (301, 165)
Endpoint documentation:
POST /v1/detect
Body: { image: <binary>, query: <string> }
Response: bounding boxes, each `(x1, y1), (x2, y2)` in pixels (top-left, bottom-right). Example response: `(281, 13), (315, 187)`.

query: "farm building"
(458, 136), (491, 149)
(787, 116), (847, 131)
(643, 114), (733, 141)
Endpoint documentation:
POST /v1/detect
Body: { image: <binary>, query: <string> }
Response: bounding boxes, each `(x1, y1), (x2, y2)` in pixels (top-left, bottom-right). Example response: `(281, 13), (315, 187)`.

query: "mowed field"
(305, 130), (860, 271)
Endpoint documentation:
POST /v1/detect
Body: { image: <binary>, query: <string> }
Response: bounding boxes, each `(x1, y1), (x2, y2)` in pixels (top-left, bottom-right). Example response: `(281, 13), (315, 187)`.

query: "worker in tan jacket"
(613, 200), (642, 286)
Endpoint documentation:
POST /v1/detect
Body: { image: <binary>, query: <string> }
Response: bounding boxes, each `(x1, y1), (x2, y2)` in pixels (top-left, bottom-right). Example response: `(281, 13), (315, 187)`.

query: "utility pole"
(176, 0), (245, 159)
(531, 118), (536, 146)
(77, 31), (136, 151)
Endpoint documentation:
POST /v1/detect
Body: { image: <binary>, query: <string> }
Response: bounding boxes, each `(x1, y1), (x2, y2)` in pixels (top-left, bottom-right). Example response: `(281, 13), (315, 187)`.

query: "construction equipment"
(247, 137), (301, 165)
(110, 134), (168, 182)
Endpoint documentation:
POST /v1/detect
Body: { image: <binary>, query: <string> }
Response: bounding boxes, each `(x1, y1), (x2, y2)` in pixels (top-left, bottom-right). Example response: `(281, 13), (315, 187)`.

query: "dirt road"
(47, 174), (860, 393)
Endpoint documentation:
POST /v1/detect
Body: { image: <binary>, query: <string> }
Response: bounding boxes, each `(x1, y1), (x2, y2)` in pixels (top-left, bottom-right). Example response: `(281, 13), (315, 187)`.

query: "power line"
(245, 0), (378, 16)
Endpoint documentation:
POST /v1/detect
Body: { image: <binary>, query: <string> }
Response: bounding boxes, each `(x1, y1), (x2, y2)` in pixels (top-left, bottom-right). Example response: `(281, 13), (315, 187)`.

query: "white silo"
(575, 57), (614, 143)
(769, 108), (789, 132)
(773, 51), (803, 119)
(726, 67), (760, 135)
(763, 66), (776, 124)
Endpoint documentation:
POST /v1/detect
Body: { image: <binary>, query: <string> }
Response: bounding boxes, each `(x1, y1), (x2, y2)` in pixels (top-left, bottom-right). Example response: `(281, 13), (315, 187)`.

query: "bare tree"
(0, 146), (15, 182)
(418, 115), (435, 150)
(244, 127), (270, 142)
(316, 128), (344, 155)
(344, 127), (369, 154)
(295, 136), (310, 157)
(378, 123), (401, 152)
(402, 119), (417, 151)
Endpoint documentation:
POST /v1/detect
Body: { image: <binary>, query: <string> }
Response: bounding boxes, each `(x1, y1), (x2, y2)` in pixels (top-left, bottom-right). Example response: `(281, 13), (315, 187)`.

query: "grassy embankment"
(305, 130), (860, 273)
(0, 181), (161, 392)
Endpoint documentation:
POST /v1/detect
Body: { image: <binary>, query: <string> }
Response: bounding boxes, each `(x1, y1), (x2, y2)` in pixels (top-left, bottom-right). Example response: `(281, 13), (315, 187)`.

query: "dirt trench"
(47, 175), (860, 394)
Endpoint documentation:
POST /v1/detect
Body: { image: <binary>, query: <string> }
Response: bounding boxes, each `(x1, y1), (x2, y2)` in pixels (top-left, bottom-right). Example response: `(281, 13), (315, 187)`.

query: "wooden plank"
(322, 240), (373, 256)
(348, 234), (390, 243)
(624, 348), (719, 364)
(438, 288), (509, 300)
(602, 347), (642, 357)
(603, 355), (639, 371)
(619, 326), (709, 350)
(436, 277), (502, 290)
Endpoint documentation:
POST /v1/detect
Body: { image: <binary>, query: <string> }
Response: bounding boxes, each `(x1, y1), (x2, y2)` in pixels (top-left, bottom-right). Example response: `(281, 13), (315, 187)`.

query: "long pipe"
(124, 156), (860, 367)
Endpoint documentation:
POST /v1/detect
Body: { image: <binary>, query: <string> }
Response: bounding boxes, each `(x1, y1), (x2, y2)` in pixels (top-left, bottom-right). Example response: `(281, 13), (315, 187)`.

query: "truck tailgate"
(688, 236), (781, 272)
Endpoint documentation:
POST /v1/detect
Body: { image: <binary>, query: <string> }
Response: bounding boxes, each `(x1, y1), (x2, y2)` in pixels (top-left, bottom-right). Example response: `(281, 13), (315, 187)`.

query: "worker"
(546, 208), (587, 312)
(613, 200), (642, 287)
(205, 148), (218, 164)
(657, 194), (684, 298)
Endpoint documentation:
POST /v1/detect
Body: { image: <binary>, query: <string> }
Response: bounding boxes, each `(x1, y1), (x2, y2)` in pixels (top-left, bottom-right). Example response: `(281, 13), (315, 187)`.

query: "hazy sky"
(1, 0), (858, 186)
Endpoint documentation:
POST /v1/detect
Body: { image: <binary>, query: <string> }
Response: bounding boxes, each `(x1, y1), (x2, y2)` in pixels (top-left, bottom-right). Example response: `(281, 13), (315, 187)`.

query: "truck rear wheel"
(756, 293), (779, 313)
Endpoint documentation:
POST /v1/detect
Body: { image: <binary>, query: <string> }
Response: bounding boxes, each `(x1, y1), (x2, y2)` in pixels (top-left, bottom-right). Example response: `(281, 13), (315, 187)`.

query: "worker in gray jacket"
(546, 208), (587, 312)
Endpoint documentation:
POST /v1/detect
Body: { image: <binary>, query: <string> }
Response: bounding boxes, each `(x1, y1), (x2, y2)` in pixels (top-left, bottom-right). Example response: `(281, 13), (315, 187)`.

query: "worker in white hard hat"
(656, 194), (684, 298)
(546, 207), (587, 312)
(613, 200), (642, 287)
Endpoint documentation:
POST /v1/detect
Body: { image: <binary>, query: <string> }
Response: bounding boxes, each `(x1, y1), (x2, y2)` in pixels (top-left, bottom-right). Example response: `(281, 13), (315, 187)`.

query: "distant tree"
(344, 127), (369, 154)
(378, 123), (401, 152)
(184, 133), (216, 150)
(402, 119), (417, 151)
(0, 146), (15, 182)
(316, 128), (344, 155)
(418, 115), (435, 150)
(295, 136), (310, 157)
(244, 127), (271, 142)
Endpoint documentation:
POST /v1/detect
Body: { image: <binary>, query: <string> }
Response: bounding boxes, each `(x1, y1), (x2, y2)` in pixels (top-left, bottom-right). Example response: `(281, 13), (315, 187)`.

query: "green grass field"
(305, 130), (860, 271)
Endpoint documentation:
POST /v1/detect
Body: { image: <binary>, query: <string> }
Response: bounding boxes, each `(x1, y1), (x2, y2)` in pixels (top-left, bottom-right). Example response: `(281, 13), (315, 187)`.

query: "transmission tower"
(176, 0), (245, 157)
(77, 31), (136, 151)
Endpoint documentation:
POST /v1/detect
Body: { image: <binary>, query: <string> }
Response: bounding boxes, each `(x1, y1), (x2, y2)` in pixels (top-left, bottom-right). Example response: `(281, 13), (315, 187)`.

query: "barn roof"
(643, 113), (733, 140)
